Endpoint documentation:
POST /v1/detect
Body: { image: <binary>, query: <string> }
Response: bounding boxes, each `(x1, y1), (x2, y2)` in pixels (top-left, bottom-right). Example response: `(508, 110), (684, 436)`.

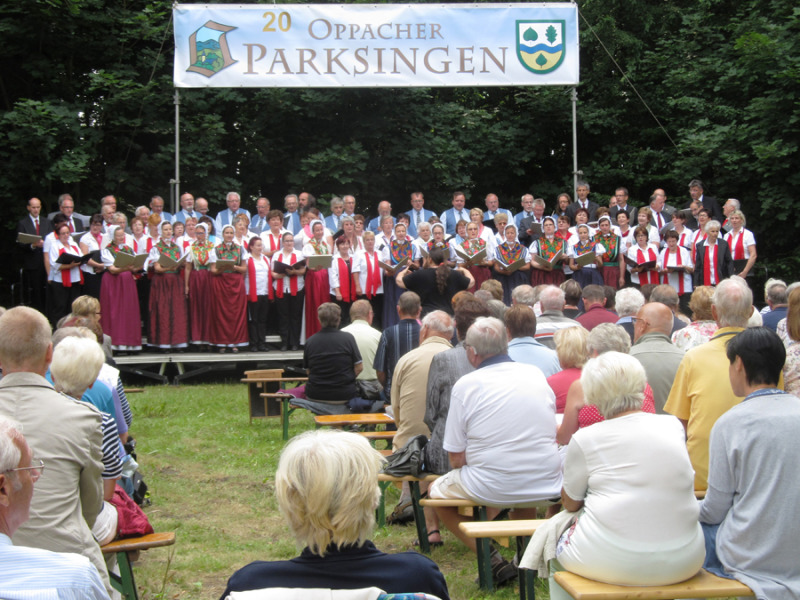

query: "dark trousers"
(83, 271), (104, 299)
(335, 299), (353, 327)
(276, 290), (304, 347)
(49, 281), (81, 325)
(136, 276), (151, 334)
(247, 296), (270, 347)
(22, 267), (48, 315)
(361, 294), (384, 331)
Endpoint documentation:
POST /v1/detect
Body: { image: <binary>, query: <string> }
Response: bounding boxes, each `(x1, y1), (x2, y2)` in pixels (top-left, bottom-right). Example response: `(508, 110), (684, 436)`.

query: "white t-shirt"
(443, 360), (562, 505)
(559, 413), (704, 584)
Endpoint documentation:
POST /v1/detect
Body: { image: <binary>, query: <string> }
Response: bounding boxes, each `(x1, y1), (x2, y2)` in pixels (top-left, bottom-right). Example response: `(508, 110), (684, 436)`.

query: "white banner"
(173, 3), (579, 88)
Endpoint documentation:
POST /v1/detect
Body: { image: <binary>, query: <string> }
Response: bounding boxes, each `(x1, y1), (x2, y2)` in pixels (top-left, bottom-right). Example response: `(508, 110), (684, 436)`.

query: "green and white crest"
(516, 20), (566, 75)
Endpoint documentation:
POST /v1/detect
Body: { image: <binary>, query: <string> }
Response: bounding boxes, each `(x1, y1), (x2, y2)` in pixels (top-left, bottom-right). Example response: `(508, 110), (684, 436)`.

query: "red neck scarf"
(637, 247), (658, 285)
(364, 251), (381, 299)
(276, 253), (298, 298)
(58, 245), (84, 287)
(267, 232), (279, 252)
(247, 256), (273, 302)
(663, 247), (685, 294)
(693, 232), (708, 262)
(337, 257), (356, 302)
(731, 230), (746, 260)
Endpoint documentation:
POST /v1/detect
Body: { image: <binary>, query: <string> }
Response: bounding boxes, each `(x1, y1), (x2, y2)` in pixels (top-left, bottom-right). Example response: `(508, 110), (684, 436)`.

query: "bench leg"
(113, 551), (138, 600)
(376, 481), (391, 527)
(281, 398), (295, 441)
(517, 534), (535, 600)
(409, 481), (430, 554)
(476, 535), (494, 591)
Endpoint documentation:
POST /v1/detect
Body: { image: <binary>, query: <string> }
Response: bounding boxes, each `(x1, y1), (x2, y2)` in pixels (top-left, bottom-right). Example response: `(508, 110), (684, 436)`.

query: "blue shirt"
(0, 534), (110, 600)
(508, 337), (562, 377)
(373, 318), (420, 395)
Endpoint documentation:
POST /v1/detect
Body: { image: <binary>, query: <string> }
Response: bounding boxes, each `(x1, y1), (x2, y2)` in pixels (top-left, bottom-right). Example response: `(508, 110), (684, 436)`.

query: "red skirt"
(602, 265), (622, 289)
(149, 272), (188, 348)
(468, 265), (491, 292)
(530, 268), (566, 286)
(189, 268), (212, 344)
(100, 271), (141, 350)
(304, 268), (330, 339)
(208, 272), (248, 347)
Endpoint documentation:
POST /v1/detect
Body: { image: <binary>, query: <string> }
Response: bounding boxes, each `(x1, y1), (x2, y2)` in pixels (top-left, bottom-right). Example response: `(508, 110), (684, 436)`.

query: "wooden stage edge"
(114, 348), (303, 385)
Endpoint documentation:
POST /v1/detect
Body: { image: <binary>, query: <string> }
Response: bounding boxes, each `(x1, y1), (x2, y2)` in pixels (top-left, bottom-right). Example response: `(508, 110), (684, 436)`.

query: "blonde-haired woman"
(220, 430), (450, 598)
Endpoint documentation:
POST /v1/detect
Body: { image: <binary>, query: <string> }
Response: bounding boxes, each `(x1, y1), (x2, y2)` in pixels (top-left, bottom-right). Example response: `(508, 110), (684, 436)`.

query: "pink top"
(547, 367), (582, 414)
(578, 383), (656, 428)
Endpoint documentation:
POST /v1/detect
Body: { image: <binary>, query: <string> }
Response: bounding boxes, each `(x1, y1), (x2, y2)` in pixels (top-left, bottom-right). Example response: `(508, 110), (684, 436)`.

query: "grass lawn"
(129, 383), (540, 600)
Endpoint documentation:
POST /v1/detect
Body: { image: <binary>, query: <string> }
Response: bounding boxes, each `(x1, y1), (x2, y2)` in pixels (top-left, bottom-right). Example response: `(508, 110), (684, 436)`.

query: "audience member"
(430, 317), (562, 586)
(762, 280), (788, 332)
(664, 276), (753, 491)
(777, 286), (800, 396)
(560, 279), (582, 319)
(615, 287), (645, 343)
(341, 300), (382, 400)
(298, 303), (365, 415)
(649, 284), (689, 332)
(576, 285), (617, 331)
(671, 285), (719, 351)
(699, 327), (800, 598)
(505, 305), (561, 377)
(0, 416), (110, 600)
(547, 326), (590, 414)
(0, 307), (108, 592)
(373, 291), (422, 402)
(542, 353), (704, 599)
(220, 430), (449, 599)
(630, 302), (685, 413)
(534, 285), (582, 349)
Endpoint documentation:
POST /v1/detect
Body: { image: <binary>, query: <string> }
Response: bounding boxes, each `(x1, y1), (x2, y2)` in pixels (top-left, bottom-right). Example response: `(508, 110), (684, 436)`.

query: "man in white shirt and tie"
(404, 192), (435, 237)
(249, 197), (271, 235)
(566, 181), (599, 224)
(342, 195), (357, 218)
(513, 194), (536, 228)
(609, 187), (639, 223)
(325, 197), (346, 232)
(215, 191), (251, 233)
(650, 189), (676, 240)
(172, 192), (199, 224)
(440, 191), (471, 236)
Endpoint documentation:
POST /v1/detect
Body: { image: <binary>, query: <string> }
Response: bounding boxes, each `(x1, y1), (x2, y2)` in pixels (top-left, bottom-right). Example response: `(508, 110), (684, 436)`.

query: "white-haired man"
(665, 276), (765, 491)
(215, 191), (251, 233)
(0, 416), (110, 599)
(430, 317), (562, 585)
(0, 307), (108, 592)
(534, 285), (582, 348)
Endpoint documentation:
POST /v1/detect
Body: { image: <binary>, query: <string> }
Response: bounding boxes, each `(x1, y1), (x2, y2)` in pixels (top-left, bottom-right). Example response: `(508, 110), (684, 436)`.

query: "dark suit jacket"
(693, 239), (734, 287)
(518, 216), (546, 247)
(685, 195), (723, 222)
(17, 216), (54, 270)
(566, 201), (599, 225)
(609, 205), (638, 224)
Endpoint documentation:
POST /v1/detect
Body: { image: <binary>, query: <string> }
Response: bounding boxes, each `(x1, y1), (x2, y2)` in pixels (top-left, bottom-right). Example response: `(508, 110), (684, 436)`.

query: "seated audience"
(699, 327), (800, 599)
(671, 285), (719, 352)
(298, 303), (368, 415)
(546, 352), (704, 599)
(576, 285), (617, 331)
(614, 286), (645, 343)
(547, 326), (589, 414)
(777, 286), (800, 398)
(341, 300), (382, 401)
(430, 317), (562, 586)
(0, 416), (110, 600)
(506, 304), (561, 377)
(220, 430), (449, 599)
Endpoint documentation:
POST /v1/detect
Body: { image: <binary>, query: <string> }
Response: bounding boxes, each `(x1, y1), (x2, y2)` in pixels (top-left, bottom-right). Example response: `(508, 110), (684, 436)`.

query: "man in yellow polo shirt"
(665, 276), (765, 491)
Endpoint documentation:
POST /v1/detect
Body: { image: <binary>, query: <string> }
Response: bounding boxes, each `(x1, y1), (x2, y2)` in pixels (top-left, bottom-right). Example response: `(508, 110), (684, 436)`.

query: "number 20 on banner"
(263, 11), (291, 32)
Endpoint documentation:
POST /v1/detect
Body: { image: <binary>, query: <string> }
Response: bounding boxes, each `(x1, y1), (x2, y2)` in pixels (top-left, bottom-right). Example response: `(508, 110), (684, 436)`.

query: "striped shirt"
(372, 318), (421, 396)
(0, 534), (110, 600)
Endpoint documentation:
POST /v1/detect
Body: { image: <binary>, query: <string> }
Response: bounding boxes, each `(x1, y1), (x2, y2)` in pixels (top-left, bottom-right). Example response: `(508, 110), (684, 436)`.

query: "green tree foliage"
(0, 0), (797, 299)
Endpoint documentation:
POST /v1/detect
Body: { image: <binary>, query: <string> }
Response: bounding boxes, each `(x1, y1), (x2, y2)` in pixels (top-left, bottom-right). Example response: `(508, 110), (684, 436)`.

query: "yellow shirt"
(664, 327), (744, 491)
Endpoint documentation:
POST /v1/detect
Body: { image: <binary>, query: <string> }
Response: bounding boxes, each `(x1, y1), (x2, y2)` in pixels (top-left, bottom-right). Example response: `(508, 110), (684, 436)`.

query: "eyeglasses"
(4, 459), (45, 476)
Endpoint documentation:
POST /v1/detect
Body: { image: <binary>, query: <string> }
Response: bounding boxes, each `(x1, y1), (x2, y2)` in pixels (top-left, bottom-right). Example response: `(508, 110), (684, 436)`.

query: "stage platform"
(114, 345), (303, 385)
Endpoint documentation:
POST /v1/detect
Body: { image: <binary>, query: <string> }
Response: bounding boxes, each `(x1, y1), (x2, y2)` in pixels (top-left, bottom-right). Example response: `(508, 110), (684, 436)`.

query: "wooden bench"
(377, 473), (439, 551)
(359, 430), (395, 448)
(242, 368), (308, 439)
(460, 519), (546, 600)
(101, 531), (176, 600)
(553, 569), (754, 599)
(314, 413), (394, 428)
